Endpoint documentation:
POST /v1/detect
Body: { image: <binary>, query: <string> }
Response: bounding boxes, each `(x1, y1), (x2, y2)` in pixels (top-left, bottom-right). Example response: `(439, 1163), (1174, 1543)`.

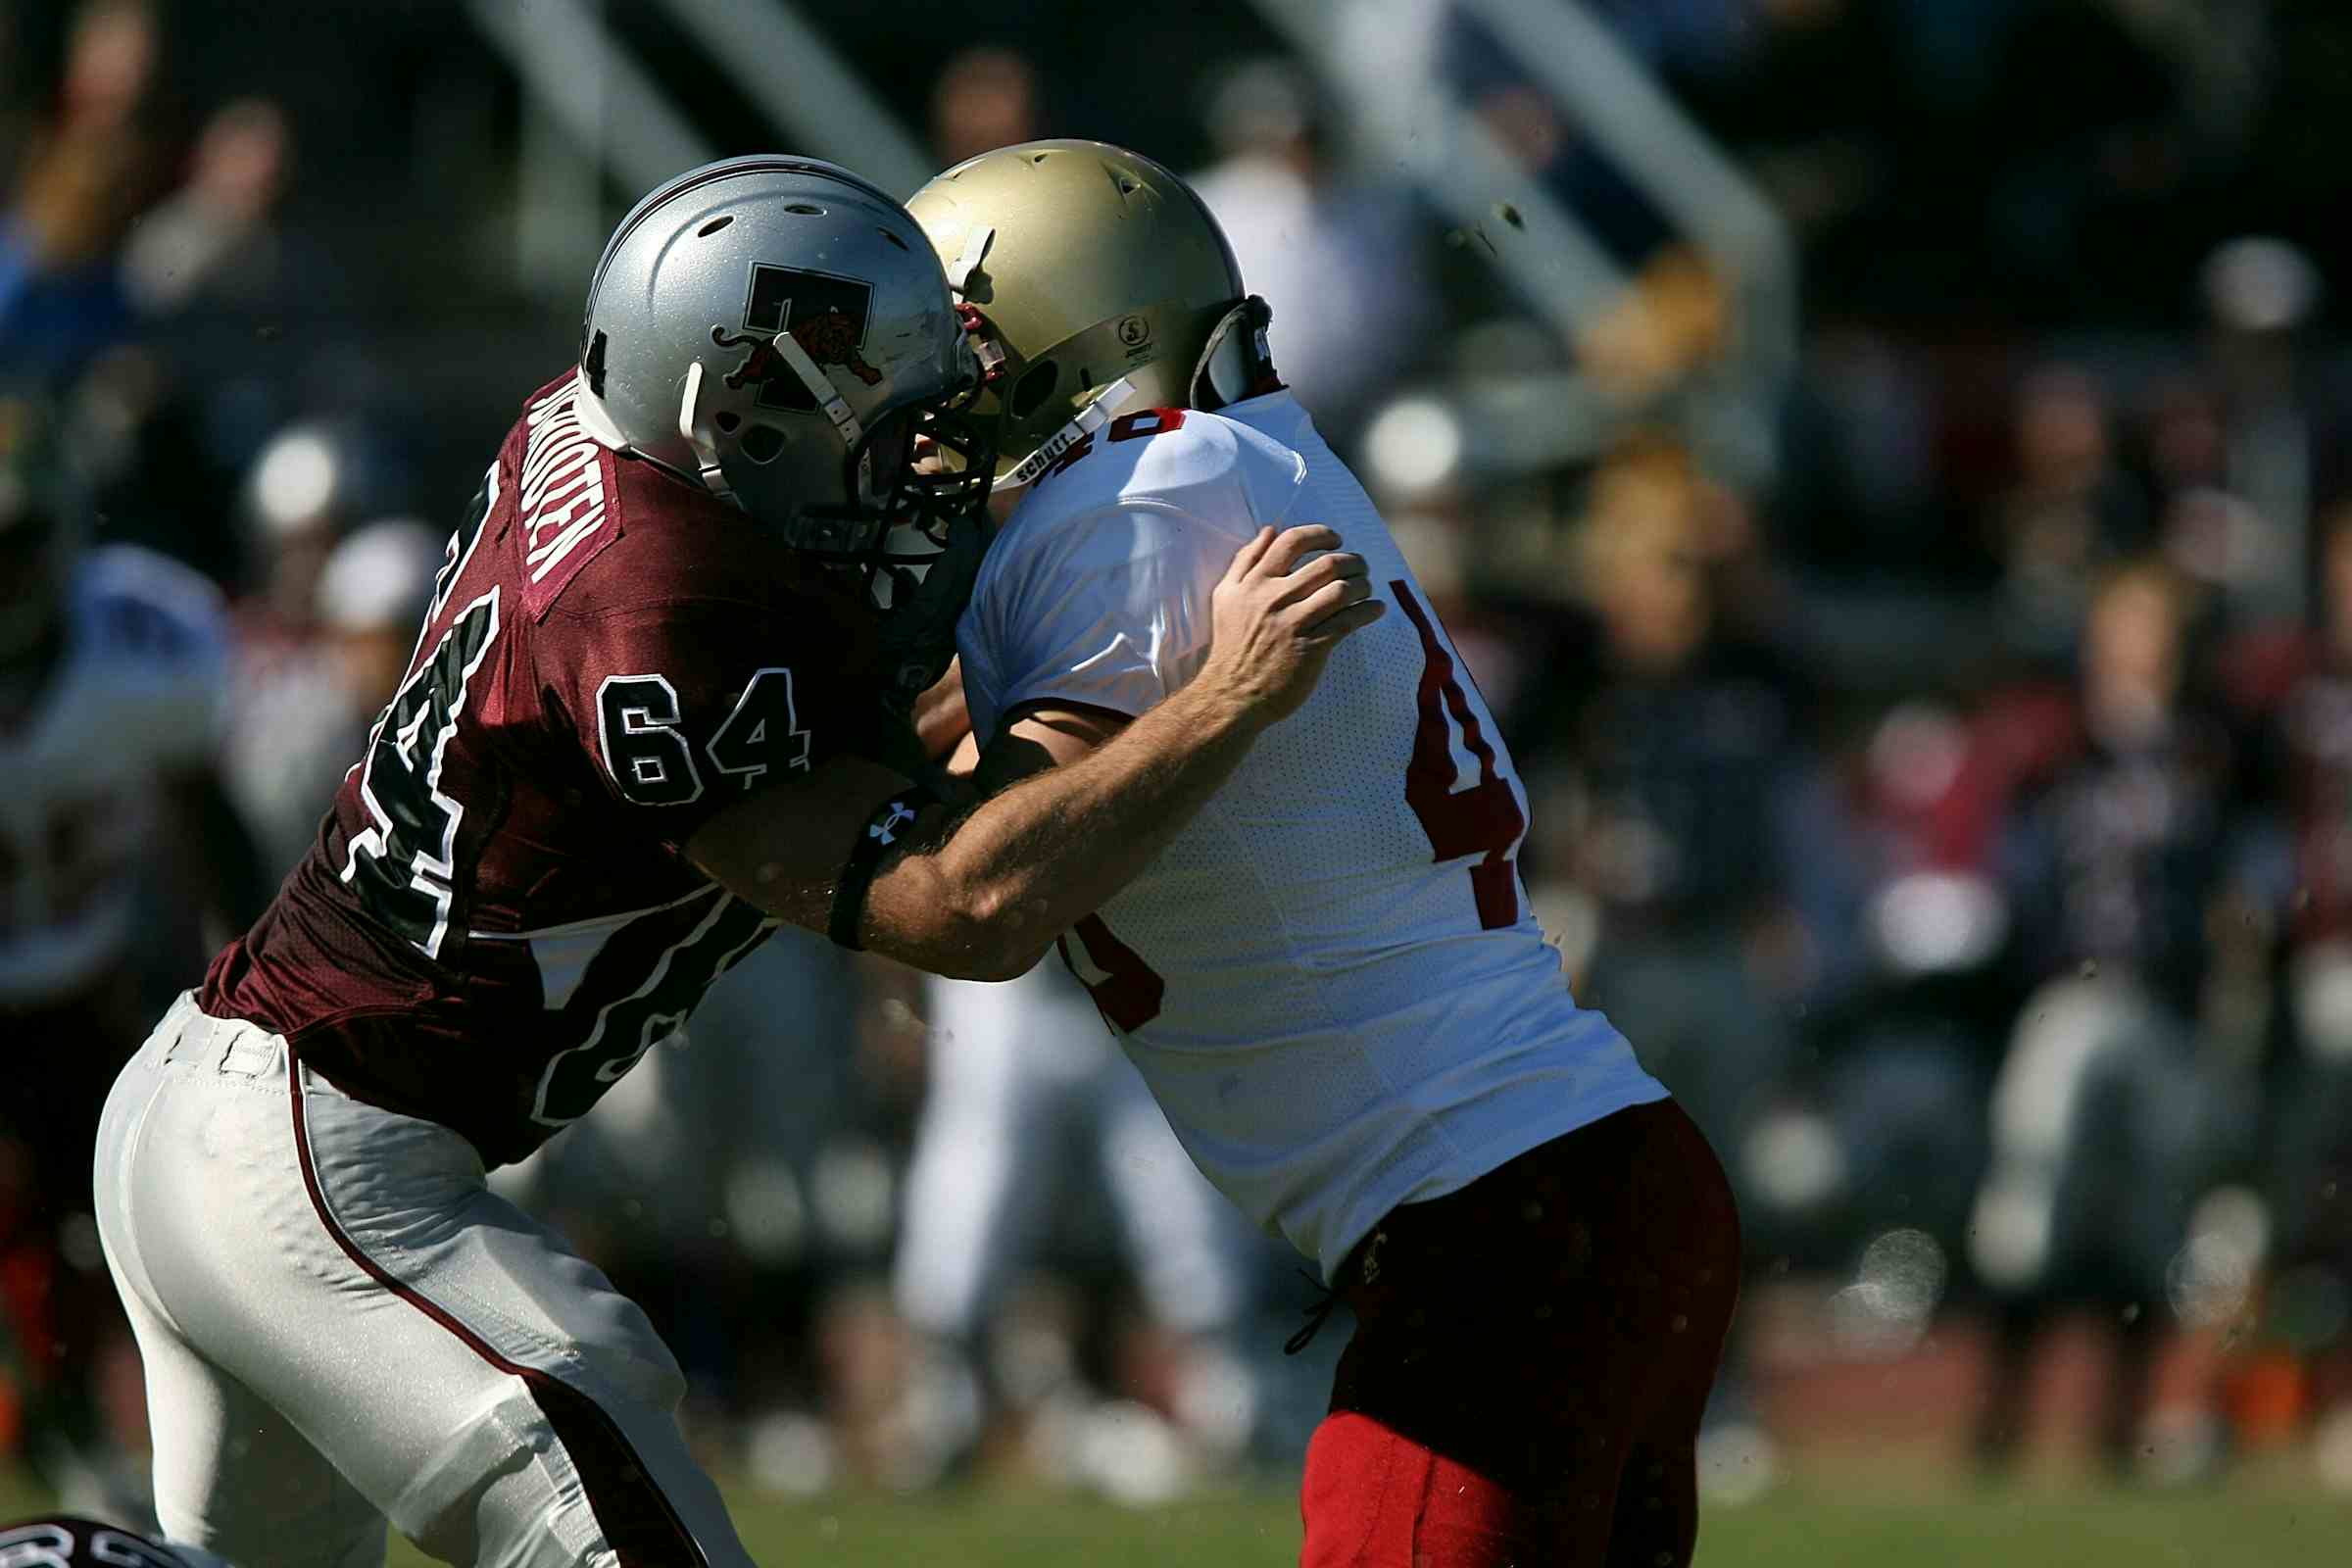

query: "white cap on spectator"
(249, 427), (345, 537)
(2202, 236), (2321, 334)
(318, 518), (442, 633)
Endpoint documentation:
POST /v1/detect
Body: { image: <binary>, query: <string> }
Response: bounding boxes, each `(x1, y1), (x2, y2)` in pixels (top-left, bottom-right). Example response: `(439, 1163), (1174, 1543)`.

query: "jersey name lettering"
(518, 388), (608, 584)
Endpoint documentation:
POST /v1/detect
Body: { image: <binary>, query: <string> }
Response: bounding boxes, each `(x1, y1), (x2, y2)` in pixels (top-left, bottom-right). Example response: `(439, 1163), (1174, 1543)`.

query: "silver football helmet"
(575, 156), (997, 703)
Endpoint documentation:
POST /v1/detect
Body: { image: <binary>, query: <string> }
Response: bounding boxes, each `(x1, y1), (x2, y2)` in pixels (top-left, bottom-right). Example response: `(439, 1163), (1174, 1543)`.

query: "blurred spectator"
(223, 516), (440, 875)
(1991, 366), (2149, 664)
(1765, 700), (2017, 1270)
(931, 46), (1039, 168)
(1971, 560), (2261, 1474)
(1188, 60), (1435, 442)
(2164, 236), (2333, 628)
(0, 1), (159, 378)
(218, 420), (396, 883)
(228, 418), (382, 636)
(121, 97), (289, 318)
(1518, 440), (1810, 1210)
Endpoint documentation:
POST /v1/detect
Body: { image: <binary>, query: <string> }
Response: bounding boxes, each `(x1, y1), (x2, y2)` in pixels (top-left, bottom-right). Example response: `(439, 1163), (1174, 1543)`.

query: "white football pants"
(92, 994), (755, 1568)
(893, 962), (1246, 1341)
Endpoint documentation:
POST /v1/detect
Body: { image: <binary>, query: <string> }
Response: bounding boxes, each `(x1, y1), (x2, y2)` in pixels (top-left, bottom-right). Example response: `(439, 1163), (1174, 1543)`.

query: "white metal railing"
(1242, 0), (1794, 484)
(646, 0), (933, 198)
(1456, 0), (1798, 390)
(469, 0), (711, 295)
(470, 0), (931, 299)
(1246, 0), (1626, 356)
(468, 0), (712, 201)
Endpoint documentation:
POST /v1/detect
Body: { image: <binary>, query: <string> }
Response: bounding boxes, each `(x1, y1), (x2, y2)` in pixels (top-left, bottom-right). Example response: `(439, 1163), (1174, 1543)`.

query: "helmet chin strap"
(995, 377), (1139, 492)
(675, 362), (734, 502)
(768, 328), (866, 450)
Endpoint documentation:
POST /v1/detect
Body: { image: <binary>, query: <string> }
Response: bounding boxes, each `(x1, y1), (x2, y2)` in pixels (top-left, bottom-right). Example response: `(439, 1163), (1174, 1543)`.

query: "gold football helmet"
(906, 139), (1271, 487)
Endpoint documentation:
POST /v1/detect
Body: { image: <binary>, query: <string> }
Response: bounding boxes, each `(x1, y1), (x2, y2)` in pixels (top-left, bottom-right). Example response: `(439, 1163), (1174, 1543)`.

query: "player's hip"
(1318, 1099), (1741, 1464)
(97, 997), (492, 1327)
(1337, 1099), (1740, 1295)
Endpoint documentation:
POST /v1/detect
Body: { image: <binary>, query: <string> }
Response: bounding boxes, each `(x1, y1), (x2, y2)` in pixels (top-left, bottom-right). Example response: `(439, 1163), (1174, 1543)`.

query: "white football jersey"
(958, 392), (1664, 1280)
(0, 546), (229, 1004)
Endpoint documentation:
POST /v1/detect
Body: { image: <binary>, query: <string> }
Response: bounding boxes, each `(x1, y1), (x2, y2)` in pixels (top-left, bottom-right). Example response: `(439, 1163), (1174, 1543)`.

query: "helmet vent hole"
(738, 424), (785, 464)
(878, 228), (910, 251)
(1079, 368), (1095, 390)
(713, 411), (741, 433)
(1008, 362), (1059, 419)
(1117, 177), (1139, 195)
(785, 203), (826, 216)
(1029, 153), (1049, 165)
(697, 216), (734, 238)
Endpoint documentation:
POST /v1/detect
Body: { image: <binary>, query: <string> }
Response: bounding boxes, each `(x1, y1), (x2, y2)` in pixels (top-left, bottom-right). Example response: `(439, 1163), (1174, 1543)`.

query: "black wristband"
(828, 784), (936, 951)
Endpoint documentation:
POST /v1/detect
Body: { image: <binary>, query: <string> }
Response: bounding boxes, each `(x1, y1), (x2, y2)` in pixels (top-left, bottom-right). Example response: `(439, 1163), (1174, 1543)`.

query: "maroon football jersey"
(204, 374), (874, 1164)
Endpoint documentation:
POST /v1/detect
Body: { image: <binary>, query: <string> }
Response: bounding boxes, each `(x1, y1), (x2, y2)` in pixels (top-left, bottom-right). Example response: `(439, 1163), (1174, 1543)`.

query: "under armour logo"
(869, 800), (917, 846)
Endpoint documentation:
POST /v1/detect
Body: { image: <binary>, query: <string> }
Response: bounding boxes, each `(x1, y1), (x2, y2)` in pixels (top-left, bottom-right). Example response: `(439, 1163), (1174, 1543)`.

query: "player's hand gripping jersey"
(203, 374), (866, 1164)
(959, 392), (1665, 1280)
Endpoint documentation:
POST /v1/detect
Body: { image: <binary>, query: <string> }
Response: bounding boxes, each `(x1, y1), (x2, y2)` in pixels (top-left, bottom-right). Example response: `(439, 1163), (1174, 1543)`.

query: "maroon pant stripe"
(284, 1048), (710, 1568)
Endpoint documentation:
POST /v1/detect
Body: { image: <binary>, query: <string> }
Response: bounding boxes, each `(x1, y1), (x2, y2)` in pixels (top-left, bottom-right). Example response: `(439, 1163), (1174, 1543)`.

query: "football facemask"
(774, 386), (998, 709)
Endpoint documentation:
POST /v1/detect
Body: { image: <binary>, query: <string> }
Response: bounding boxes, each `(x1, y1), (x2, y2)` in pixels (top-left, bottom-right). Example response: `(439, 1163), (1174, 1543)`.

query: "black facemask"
(777, 386), (999, 711)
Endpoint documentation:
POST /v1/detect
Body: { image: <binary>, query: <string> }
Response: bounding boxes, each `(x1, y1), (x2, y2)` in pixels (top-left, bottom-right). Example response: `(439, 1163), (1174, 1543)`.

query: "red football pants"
(1299, 1100), (1740, 1567)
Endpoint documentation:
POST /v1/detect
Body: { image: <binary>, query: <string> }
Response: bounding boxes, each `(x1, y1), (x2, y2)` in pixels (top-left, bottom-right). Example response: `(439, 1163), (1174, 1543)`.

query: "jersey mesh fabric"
(958, 393), (1666, 1282)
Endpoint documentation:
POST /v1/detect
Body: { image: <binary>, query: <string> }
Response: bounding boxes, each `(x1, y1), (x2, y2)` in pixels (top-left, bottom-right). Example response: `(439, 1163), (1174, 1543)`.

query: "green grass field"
(449, 1481), (2352, 1567)
(16, 1473), (2351, 1566)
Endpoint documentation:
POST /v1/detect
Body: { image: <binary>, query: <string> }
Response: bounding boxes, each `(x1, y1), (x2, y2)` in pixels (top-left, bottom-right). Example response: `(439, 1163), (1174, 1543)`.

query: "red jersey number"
(1058, 912), (1164, 1034)
(1393, 581), (1525, 929)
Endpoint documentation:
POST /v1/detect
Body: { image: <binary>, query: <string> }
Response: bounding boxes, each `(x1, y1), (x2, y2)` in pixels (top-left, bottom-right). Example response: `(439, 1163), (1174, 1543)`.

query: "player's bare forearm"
(858, 682), (1254, 977)
(687, 703), (1242, 978)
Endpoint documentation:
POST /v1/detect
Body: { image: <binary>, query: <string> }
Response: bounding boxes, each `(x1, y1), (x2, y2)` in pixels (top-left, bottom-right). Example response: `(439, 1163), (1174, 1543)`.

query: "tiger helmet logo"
(715, 264), (885, 412)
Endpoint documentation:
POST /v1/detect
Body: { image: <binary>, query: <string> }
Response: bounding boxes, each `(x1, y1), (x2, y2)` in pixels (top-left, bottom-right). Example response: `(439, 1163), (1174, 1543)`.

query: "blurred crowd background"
(7, 0), (2352, 1520)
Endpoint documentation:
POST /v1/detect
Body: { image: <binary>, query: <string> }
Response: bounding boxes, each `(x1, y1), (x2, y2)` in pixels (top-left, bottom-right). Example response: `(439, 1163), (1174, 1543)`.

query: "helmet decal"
(722, 264), (883, 411)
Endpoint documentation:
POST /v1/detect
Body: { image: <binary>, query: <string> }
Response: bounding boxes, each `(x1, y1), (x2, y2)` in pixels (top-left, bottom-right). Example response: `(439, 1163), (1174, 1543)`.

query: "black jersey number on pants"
(341, 588), (503, 958)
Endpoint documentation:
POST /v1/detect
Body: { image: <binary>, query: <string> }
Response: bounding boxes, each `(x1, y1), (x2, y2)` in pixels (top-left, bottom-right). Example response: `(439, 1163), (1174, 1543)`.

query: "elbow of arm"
(934, 882), (1053, 982)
